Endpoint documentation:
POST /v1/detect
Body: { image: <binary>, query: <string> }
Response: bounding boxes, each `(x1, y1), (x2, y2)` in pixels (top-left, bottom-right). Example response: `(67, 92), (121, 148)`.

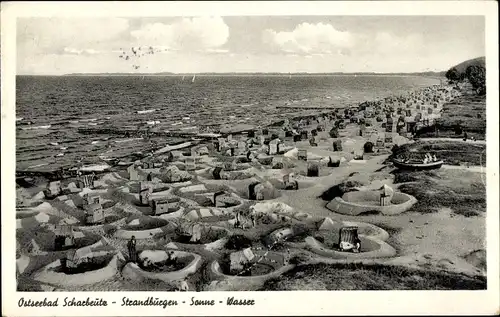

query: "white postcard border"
(2, 1), (498, 316)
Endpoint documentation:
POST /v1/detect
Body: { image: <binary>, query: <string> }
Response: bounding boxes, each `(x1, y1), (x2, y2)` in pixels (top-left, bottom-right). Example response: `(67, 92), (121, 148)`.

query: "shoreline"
(16, 78), (458, 177)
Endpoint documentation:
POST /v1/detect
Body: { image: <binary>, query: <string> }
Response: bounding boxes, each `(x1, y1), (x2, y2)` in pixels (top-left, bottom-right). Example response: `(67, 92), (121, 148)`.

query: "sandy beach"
(15, 78), (487, 292)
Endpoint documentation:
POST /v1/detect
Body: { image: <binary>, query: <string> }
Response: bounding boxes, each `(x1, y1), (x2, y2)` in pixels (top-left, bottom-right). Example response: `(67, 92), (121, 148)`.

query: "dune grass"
(415, 90), (485, 140)
(261, 262), (486, 290)
(394, 169), (485, 217)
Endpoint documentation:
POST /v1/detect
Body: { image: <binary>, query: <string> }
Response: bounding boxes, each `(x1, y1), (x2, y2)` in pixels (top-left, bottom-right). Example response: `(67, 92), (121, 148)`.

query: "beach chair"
(297, 149), (308, 161)
(327, 157), (340, 167)
(151, 197), (180, 216)
(307, 163), (319, 177)
(338, 227), (361, 253)
(248, 182), (260, 200)
(333, 140), (342, 152)
(309, 137), (317, 147)
(212, 166), (223, 180)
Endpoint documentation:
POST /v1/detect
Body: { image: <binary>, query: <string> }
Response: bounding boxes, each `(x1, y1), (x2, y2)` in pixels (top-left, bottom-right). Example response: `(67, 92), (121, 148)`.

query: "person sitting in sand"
(167, 251), (177, 262)
(424, 152), (433, 163)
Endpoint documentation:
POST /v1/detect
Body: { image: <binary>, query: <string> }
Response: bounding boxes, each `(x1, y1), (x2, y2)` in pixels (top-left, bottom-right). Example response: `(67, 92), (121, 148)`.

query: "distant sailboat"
(142, 75), (145, 80)
(182, 75), (185, 81)
(192, 74), (196, 83)
(289, 72), (292, 79)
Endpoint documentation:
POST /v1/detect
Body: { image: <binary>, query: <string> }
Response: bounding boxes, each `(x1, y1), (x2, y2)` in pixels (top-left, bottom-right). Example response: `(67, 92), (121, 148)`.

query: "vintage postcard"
(2, 1), (499, 316)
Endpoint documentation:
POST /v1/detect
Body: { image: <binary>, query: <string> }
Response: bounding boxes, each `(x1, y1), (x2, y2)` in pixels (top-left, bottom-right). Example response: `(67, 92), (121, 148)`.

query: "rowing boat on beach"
(392, 158), (444, 170)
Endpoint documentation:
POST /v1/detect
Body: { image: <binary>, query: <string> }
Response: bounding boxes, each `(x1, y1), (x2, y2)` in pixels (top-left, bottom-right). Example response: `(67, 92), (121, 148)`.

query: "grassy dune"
(393, 169), (486, 217)
(261, 262), (486, 290)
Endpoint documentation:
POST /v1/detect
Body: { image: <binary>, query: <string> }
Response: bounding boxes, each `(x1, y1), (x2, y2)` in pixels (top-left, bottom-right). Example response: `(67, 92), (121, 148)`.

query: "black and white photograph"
(2, 1), (499, 316)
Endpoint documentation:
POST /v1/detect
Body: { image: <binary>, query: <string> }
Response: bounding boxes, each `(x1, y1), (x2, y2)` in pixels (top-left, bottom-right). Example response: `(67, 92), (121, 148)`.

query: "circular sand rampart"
(156, 207), (185, 220)
(250, 201), (312, 222)
(32, 254), (120, 286)
(208, 251), (295, 291)
(315, 218), (390, 242)
(182, 208), (234, 223)
(217, 168), (256, 180)
(305, 236), (396, 259)
(224, 178), (281, 201)
(115, 218), (177, 240)
(115, 225), (175, 240)
(326, 191), (417, 216)
(172, 225), (230, 247)
(75, 214), (127, 230)
(340, 221), (390, 241)
(121, 250), (202, 283)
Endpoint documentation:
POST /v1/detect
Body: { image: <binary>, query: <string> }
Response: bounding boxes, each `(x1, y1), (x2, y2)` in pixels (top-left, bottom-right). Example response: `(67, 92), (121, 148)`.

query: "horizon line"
(18, 71), (446, 76)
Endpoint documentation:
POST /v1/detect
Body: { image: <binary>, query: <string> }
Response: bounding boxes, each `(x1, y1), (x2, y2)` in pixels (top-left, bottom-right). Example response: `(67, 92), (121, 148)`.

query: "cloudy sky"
(17, 16), (485, 75)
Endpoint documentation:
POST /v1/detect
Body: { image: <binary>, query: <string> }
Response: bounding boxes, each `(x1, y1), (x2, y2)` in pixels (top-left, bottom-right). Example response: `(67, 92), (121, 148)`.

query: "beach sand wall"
(121, 250), (202, 284)
(33, 254), (120, 286)
(326, 192), (417, 216)
(305, 236), (396, 259)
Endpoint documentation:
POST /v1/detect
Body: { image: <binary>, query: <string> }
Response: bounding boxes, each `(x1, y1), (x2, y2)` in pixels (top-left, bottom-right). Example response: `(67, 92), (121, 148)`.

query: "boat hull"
(392, 159), (444, 170)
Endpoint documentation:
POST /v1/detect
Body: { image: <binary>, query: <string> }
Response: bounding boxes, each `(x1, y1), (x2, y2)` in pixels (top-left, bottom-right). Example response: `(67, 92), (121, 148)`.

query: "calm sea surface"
(16, 75), (440, 170)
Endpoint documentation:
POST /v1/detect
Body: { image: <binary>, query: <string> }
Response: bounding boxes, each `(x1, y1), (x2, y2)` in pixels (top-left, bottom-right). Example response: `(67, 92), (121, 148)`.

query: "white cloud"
(204, 48), (230, 54)
(263, 22), (354, 55)
(63, 47), (102, 55)
(130, 17), (229, 51)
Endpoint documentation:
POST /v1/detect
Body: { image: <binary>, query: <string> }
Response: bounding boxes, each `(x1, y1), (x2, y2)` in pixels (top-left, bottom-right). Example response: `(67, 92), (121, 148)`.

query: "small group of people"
(423, 152), (438, 164)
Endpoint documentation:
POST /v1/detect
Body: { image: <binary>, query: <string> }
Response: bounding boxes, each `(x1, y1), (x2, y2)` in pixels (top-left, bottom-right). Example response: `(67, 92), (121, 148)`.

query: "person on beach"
(178, 280), (189, 292)
(463, 131), (468, 141)
(127, 236), (137, 263)
(423, 153), (431, 164)
(234, 211), (241, 229)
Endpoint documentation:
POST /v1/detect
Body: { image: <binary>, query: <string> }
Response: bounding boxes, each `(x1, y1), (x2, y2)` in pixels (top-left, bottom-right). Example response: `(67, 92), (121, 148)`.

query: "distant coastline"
(18, 72), (446, 77)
